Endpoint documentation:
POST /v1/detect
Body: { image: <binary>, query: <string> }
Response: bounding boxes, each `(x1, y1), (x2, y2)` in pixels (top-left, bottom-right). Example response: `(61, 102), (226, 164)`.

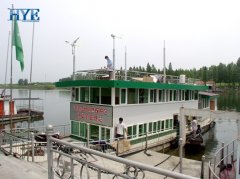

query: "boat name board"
(70, 102), (113, 127)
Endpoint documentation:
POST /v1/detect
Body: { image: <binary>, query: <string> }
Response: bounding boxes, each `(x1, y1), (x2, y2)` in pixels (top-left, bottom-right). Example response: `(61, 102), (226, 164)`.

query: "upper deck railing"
(74, 69), (201, 85)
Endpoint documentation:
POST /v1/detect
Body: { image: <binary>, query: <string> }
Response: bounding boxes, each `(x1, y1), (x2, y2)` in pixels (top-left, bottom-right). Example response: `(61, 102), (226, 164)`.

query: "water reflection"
(218, 90), (240, 112)
(1, 89), (71, 129)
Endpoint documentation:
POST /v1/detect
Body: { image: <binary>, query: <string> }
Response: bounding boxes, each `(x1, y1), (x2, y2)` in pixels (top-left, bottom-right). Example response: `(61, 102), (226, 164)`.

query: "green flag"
(12, 18), (24, 71)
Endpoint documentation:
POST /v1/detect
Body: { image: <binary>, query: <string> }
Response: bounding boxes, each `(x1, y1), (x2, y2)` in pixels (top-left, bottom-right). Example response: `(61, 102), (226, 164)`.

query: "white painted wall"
(113, 100), (198, 126)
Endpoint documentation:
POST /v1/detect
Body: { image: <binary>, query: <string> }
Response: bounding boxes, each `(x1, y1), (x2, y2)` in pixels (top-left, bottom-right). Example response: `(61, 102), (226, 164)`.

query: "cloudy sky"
(0, 0), (240, 83)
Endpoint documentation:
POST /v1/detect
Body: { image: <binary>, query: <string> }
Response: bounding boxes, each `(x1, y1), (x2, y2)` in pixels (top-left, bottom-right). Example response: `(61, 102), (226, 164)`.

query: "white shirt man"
(115, 117), (126, 139)
(105, 56), (113, 70)
(192, 118), (197, 138)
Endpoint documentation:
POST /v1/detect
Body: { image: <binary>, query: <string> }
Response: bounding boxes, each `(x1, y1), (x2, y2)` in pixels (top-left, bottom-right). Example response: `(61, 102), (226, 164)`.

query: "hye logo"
(9, 8), (40, 22)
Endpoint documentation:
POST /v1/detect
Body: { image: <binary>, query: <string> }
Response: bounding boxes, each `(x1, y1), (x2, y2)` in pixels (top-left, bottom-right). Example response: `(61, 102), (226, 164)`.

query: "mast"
(163, 40), (166, 83)
(111, 34), (116, 80)
(124, 46), (127, 80)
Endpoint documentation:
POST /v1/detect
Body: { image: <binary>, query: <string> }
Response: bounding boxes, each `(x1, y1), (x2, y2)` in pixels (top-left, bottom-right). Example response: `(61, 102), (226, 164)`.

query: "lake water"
(2, 89), (240, 160)
(1, 89), (71, 128)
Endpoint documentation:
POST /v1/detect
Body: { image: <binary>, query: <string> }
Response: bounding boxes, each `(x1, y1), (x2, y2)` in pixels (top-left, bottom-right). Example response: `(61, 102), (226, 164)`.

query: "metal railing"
(208, 138), (238, 178)
(74, 69), (200, 85)
(2, 124), (70, 139)
(46, 125), (199, 179)
(0, 124), (71, 162)
(0, 125), (205, 178)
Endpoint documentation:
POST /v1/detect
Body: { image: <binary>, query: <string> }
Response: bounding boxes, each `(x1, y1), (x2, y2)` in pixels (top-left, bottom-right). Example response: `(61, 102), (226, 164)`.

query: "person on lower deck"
(191, 117), (197, 138)
(115, 117), (127, 139)
(196, 124), (202, 137)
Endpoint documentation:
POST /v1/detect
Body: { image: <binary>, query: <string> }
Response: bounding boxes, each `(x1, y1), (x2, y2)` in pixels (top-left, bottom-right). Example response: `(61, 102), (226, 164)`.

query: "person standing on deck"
(191, 117), (198, 138)
(115, 117), (127, 139)
(105, 56), (113, 70)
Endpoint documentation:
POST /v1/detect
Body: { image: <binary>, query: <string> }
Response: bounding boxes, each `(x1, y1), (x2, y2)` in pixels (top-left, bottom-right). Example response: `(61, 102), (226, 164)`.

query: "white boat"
(55, 69), (218, 154)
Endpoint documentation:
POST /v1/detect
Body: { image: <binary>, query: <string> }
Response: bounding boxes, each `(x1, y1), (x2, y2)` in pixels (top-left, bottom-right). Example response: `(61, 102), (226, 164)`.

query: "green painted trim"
(56, 80), (208, 90)
(130, 129), (176, 145)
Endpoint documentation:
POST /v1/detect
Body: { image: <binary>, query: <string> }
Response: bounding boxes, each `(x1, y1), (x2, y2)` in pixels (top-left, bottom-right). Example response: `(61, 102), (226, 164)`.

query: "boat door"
(210, 100), (215, 110)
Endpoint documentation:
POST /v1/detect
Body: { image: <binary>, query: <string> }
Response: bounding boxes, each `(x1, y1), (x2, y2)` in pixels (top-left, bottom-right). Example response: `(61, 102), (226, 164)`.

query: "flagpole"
(1, 31), (11, 130)
(9, 4), (14, 154)
(28, 22), (35, 139)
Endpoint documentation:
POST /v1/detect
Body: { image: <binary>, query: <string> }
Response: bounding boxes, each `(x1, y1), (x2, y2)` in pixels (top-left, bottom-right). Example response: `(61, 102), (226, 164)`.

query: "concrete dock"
(0, 148), (208, 179)
(126, 150), (206, 178)
(0, 152), (48, 179)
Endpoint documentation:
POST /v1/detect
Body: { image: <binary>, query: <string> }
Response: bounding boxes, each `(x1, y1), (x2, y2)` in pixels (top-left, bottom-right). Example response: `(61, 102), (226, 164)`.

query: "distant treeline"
(0, 82), (55, 90)
(59, 58), (240, 87)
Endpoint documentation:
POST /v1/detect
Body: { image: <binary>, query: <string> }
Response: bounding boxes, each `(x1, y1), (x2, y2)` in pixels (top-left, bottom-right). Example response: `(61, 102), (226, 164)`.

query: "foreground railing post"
(0, 132), (3, 148)
(201, 155), (205, 179)
(233, 141), (235, 162)
(46, 125), (54, 179)
(208, 161), (211, 179)
(31, 132), (35, 162)
(179, 138), (183, 173)
(9, 134), (12, 154)
(221, 142), (224, 166)
(117, 138), (119, 156)
(145, 132), (148, 153)
(87, 123), (90, 148)
(71, 158), (74, 179)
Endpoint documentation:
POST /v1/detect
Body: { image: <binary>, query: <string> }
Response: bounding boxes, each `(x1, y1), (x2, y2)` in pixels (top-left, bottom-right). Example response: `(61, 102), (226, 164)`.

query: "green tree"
(146, 62), (151, 72)
(168, 62), (173, 75)
(18, 79), (24, 85)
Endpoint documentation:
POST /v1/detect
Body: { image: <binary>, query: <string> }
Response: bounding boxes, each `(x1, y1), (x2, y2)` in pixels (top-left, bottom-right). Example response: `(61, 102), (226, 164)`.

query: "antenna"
(163, 40), (166, 83)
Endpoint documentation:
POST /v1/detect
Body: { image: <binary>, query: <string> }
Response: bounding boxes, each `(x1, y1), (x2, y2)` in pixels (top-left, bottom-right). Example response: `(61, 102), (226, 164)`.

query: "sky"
(1, 0), (240, 83)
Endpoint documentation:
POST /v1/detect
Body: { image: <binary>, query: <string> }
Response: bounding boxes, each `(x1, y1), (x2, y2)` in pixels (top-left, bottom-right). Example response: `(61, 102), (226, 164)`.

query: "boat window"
(165, 90), (169, 102)
(161, 121), (164, 131)
(173, 90), (177, 101)
(139, 89), (148, 103)
(73, 88), (79, 101)
(159, 90), (165, 102)
(115, 88), (120, 105)
(185, 90), (189, 101)
(90, 88), (100, 104)
(127, 126), (132, 139)
(90, 124), (99, 141)
(80, 122), (87, 138)
(179, 90), (182, 101)
(157, 121), (161, 131)
(139, 123), (147, 137)
(169, 90), (173, 101)
(148, 122), (152, 133)
(190, 90), (193, 100)
(181, 90), (185, 101)
(128, 88), (138, 104)
(71, 121), (80, 136)
(165, 119), (169, 129)
(121, 89), (126, 104)
(127, 125), (137, 139)
(101, 88), (111, 105)
(194, 90), (198, 100)
(101, 127), (110, 140)
(80, 87), (89, 103)
(153, 122), (157, 133)
(169, 119), (173, 129)
(150, 89), (156, 103)
(133, 125), (137, 138)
